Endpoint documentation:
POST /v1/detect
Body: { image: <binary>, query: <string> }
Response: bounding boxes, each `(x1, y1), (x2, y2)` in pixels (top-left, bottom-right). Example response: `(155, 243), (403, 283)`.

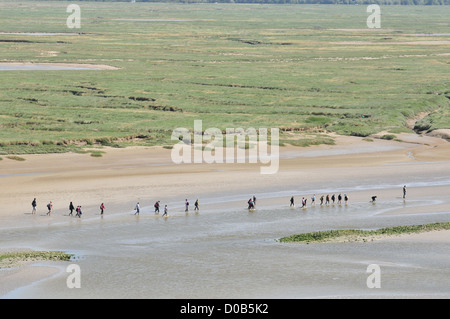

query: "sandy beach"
(0, 132), (448, 223)
(1, 132), (449, 298)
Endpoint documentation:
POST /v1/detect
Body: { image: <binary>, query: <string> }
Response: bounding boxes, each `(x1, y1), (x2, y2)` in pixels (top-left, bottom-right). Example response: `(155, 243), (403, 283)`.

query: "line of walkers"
(290, 193), (349, 209)
(30, 198), (200, 218)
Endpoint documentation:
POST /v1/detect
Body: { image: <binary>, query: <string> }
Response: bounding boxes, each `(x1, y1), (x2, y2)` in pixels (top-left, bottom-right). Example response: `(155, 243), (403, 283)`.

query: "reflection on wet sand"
(1, 179), (449, 299)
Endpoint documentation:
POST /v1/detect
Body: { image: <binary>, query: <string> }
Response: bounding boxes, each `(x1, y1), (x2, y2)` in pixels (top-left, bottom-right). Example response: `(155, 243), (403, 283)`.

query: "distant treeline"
(51, 0), (450, 5)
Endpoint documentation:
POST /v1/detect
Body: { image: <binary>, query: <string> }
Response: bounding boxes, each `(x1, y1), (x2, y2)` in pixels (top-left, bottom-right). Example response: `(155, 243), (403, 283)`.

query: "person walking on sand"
(301, 197), (307, 209)
(290, 196), (295, 207)
(253, 196), (256, 207)
(403, 185), (407, 199)
(331, 194), (335, 205)
(69, 202), (75, 216)
(134, 202), (140, 215)
(338, 194), (342, 205)
(311, 194), (315, 206)
(162, 205), (168, 217)
(185, 199), (189, 212)
(46, 201), (53, 215)
(248, 198), (254, 210)
(320, 195), (324, 206)
(31, 198), (37, 214)
(325, 195), (330, 205)
(194, 199), (199, 211)
(344, 194), (349, 205)
(154, 201), (160, 214)
(100, 203), (105, 215)
(76, 206), (82, 218)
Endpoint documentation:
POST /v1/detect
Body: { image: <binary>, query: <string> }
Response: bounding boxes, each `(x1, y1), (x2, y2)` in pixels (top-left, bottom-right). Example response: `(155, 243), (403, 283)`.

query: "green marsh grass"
(6, 155), (26, 161)
(279, 222), (450, 244)
(0, 2), (449, 154)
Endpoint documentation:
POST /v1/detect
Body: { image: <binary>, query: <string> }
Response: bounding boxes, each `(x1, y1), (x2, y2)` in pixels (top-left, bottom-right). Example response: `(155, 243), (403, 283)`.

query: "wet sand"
(1, 133), (449, 298)
(0, 264), (60, 297)
(1, 133), (447, 224)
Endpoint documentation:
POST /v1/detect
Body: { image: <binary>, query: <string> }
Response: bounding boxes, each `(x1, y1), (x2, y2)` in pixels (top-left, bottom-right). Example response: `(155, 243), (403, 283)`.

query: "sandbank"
(0, 133), (449, 226)
(1, 132), (449, 297)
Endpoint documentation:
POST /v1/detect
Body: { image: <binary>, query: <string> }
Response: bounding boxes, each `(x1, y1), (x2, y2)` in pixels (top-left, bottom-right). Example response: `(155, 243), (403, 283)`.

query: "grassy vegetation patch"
(6, 155), (26, 161)
(280, 134), (335, 147)
(380, 134), (396, 140)
(279, 222), (450, 244)
(0, 250), (73, 269)
(89, 150), (105, 157)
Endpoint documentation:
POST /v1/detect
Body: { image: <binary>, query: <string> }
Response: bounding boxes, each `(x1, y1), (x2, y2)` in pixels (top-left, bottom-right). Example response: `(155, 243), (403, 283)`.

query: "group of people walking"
(134, 201), (168, 217)
(289, 193), (349, 209)
(287, 185), (407, 209)
(31, 199), (99, 218)
(31, 199), (59, 216)
(68, 201), (85, 218)
(183, 199), (200, 213)
(247, 196), (257, 209)
(31, 185), (407, 217)
(31, 198), (200, 218)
